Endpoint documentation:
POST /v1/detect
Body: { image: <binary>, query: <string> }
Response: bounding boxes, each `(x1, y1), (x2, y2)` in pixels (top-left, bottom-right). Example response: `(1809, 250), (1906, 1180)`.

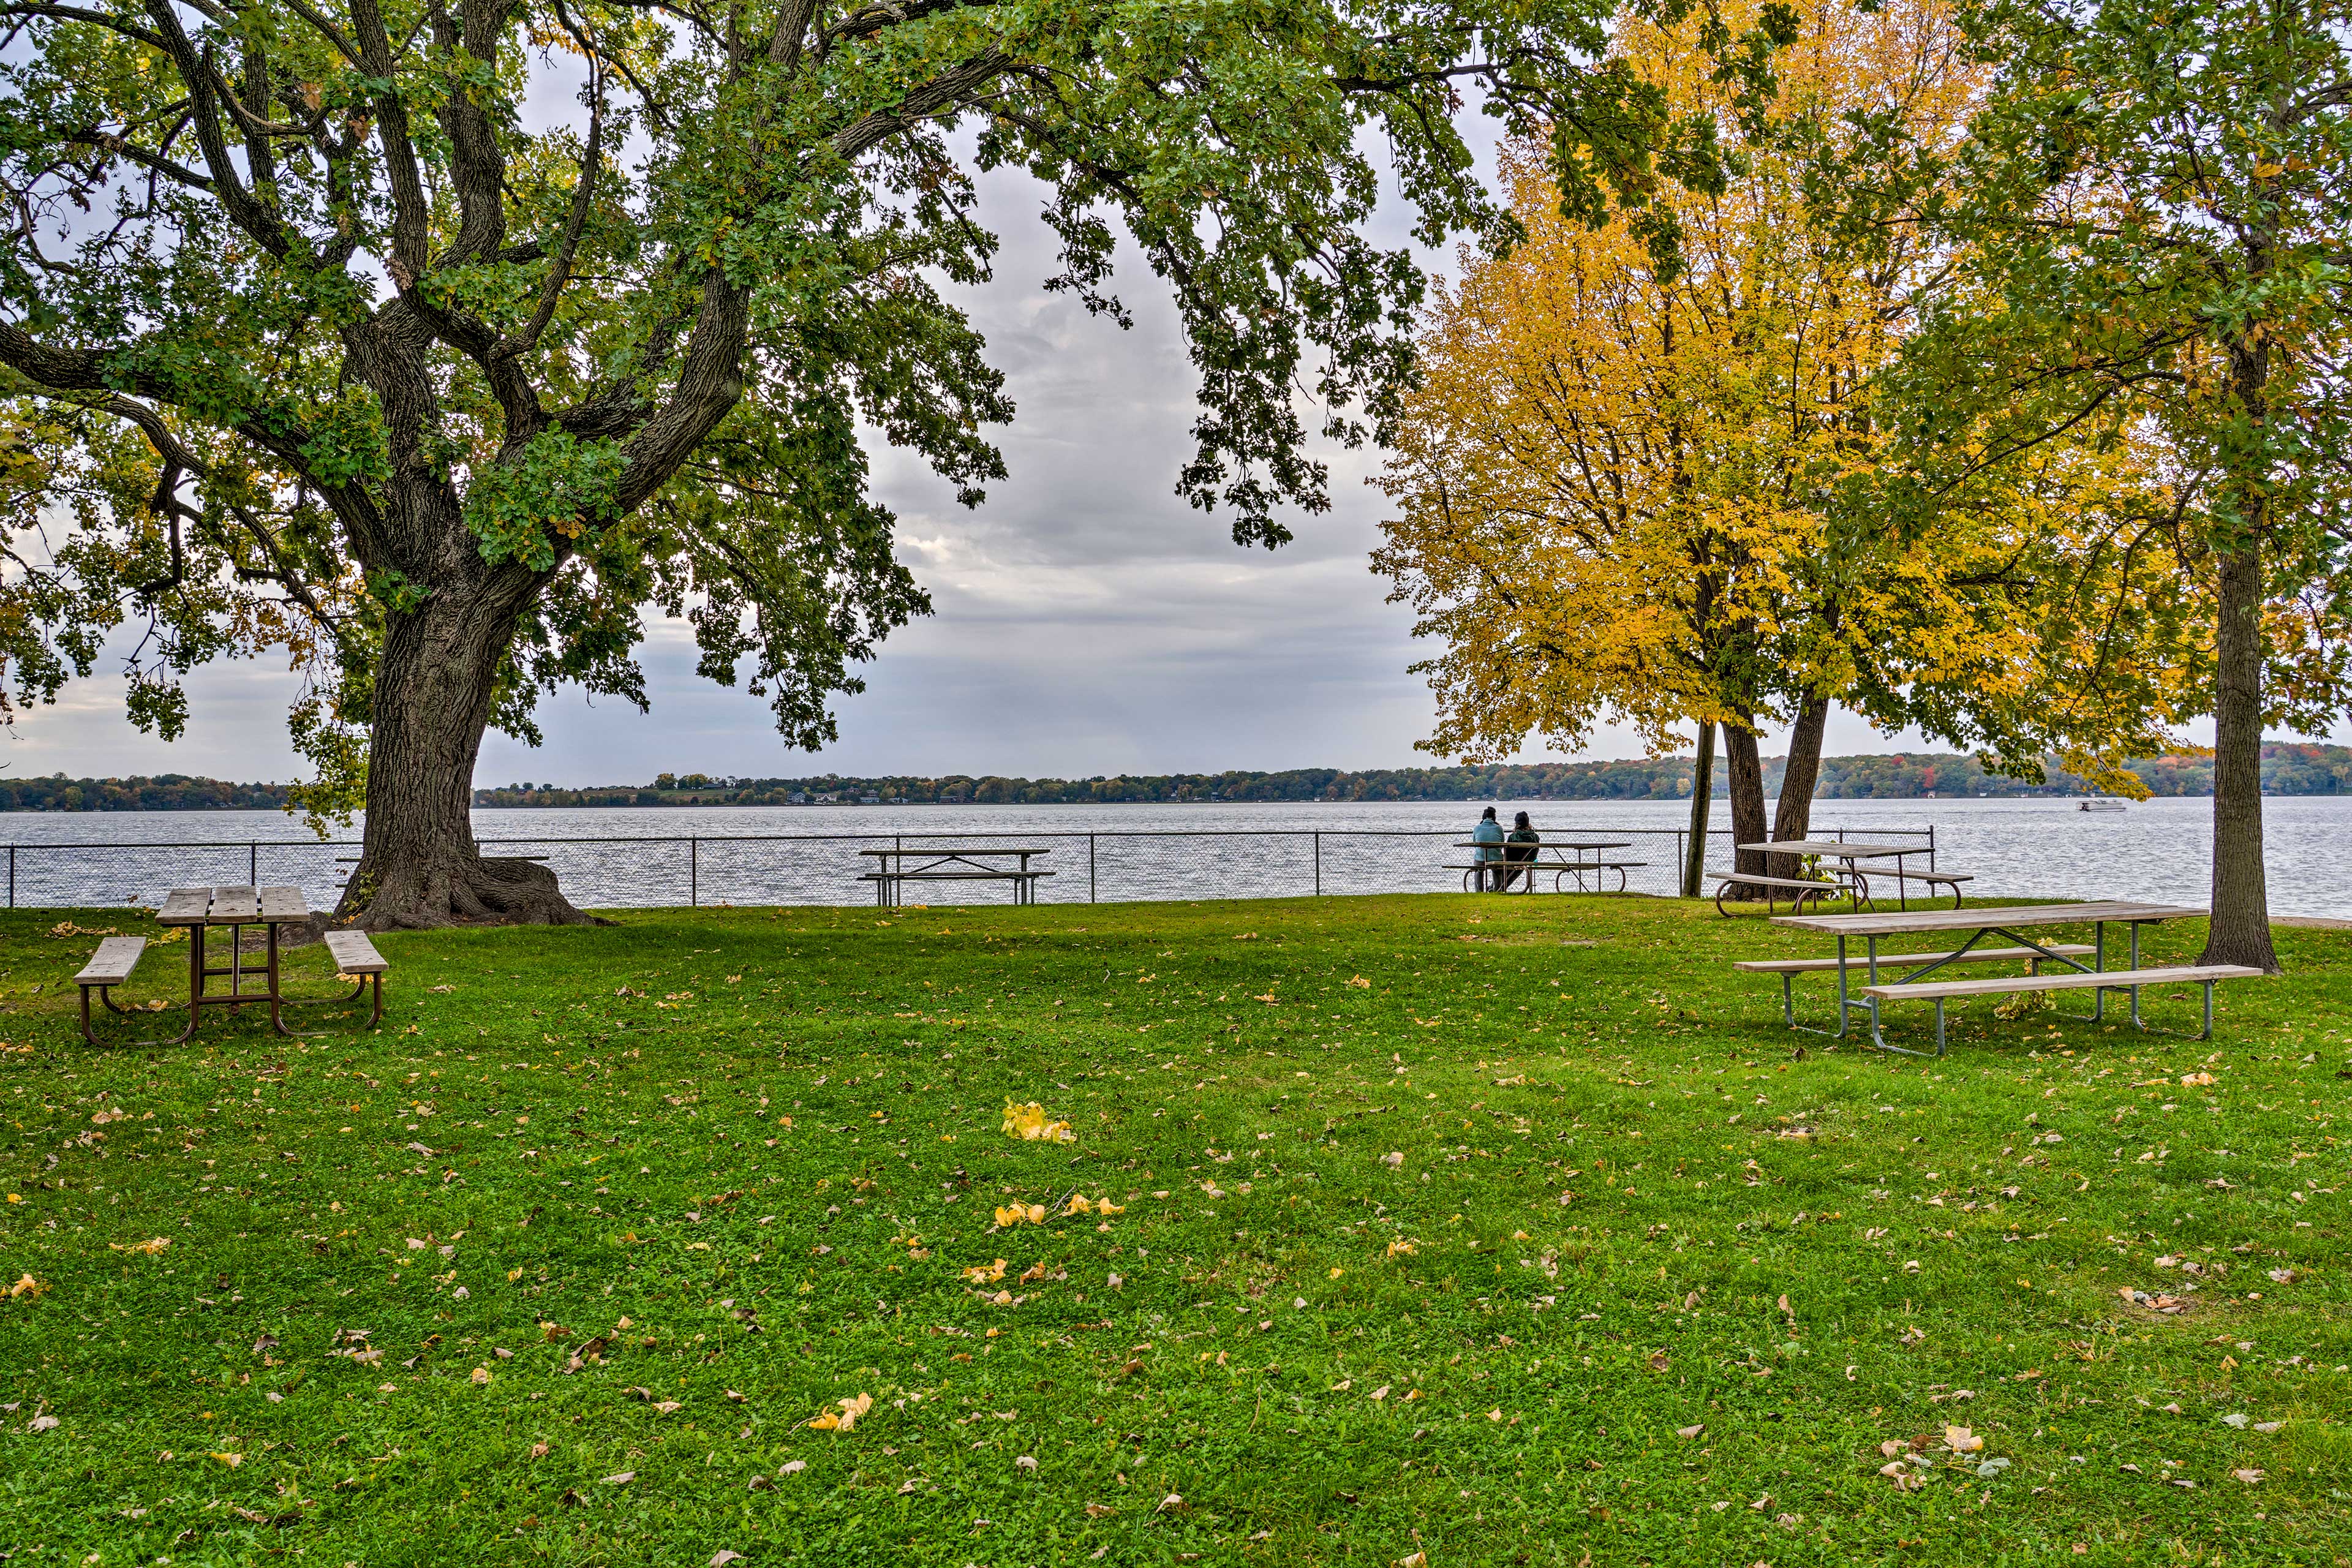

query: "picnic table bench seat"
(75, 937), (151, 1042)
(1446, 858), (1646, 892)
(312, 929), (390, 1031)
(1707, 869), (1842, 914)
(857, 870), (1055, 883)
(1860, 963), (2268, 1053)
(323, 930), (390, 974)
(1735, 944), (2095, 1028)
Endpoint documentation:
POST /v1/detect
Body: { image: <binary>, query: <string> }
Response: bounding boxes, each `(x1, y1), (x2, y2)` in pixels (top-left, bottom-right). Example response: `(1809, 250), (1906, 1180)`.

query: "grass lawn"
(1, 892), (2348, 1567)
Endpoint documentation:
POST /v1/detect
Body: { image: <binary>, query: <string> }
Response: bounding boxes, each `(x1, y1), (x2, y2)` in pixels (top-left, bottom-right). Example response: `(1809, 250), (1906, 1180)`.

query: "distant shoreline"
(4, 745), (2347, 810)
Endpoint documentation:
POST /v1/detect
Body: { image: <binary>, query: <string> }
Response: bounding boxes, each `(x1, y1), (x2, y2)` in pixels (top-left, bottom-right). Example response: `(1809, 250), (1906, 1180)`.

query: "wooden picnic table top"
(1451, 840), (1629, 851)
(856, 846), (1053, 858)
(1735, 840), (1925, 859)
(1771, 900), (2205, 937)
(156, 885), (313, 926)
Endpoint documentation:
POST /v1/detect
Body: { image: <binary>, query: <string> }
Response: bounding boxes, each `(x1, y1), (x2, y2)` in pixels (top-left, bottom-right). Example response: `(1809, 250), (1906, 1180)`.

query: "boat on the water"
(2078, 797), (2127, 813)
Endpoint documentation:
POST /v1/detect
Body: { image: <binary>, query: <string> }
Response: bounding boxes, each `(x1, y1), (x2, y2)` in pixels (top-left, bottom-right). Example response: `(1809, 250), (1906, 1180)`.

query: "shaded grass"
(1, 892), (2348, 1566)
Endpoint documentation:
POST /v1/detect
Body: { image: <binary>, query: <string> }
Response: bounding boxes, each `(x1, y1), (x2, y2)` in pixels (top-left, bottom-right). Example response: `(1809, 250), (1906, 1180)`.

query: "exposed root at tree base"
(337, 854), (609, 930)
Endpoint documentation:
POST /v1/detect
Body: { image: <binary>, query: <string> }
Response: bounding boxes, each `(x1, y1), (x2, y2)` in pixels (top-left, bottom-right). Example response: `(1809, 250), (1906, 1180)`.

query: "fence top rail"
(0, 823), (1936, 853)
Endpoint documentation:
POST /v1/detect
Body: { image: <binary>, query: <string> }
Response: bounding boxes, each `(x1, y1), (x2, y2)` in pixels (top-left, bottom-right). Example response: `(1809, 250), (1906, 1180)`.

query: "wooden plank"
(156, 888), (211, 925)
(322, 930), (390, 974)
(1861, 963), (2267, 1001)
(259, 886), (311, 922)
(856, 846), (1054, 857)
(74, 936), (148, 986)
(1736, 840), (1922, 859)
(1733, 944), (2095, 975)
(211, 886), (262, 921)
(1708, 870), (1842, 891)
(1773, 901), (2206, 935)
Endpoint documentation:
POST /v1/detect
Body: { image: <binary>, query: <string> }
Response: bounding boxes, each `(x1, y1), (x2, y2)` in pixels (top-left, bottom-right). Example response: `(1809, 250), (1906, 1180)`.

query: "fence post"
(1673, 829), (1686, 897)
(1088, 835), (1097, 903)
(7, 845), (12, 908)
(1314, 832), (1322, 896)
(1928, 824), (1937, 870)
(250, 842), (257, 884)
(690, 837), (698, 907)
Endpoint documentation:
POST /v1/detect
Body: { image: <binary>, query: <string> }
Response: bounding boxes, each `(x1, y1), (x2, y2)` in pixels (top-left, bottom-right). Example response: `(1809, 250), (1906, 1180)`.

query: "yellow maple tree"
(1375, 0), (2185, 855)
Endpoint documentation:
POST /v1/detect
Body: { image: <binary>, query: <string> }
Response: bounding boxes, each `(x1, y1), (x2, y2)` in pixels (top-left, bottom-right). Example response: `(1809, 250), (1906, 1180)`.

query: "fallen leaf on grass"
(1944, 1427), (1984, 1454)
(211, 1452), (243, 1468)
(711, 1553), (745, 1567)
(8, 1273), (46, 1300)
(2233, 1469), (2265, 1485)
(1676, 1425), (1705, 1440)
(1001, 1099), (1075, 1144)
(110, 1237), (170, 1256)
(604, 1471), (635, 1485)
(779, 1460), (807, 1474)
(28, 1414), (59, 1433)
(529, 1442), (549, 1459)
(1085, 1502), (1117, 1518)
(993, 1204), (1046, 1228)
(808, 1393), (873, 1433)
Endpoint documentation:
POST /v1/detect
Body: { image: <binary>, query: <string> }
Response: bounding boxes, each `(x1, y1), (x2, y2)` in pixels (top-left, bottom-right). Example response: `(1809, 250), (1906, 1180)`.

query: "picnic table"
(858, 846), (1053, 907)
(72, 885), (389, 1046)
(1733, 839), (1970, 911)
(1448, 840), (1645, 892)
(1746, 900), (2262, 1056)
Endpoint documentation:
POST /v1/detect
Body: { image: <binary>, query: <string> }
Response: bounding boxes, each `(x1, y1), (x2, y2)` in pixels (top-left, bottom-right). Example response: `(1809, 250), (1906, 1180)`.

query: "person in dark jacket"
(1498, 811), (1540, 891)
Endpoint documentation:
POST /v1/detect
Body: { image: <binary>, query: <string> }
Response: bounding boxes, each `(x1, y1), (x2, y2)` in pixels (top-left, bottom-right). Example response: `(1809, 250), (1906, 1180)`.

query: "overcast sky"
(3, 126), (2323, 788)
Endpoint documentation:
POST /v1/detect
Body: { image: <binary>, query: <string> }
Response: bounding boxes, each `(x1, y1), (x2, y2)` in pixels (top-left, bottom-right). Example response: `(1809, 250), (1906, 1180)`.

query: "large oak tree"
(0, 0), (1771, 925)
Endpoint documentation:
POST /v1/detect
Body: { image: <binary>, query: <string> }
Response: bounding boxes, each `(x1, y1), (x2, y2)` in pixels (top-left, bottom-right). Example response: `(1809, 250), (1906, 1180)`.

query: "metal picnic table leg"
(268, 921), (285, 1036)
(2128, 921), (2144, 1028)
(2092, 922), (2106, 1020)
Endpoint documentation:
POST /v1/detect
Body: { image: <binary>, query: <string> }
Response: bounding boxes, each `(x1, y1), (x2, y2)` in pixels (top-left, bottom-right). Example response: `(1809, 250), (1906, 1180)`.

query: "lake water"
(2, 795), (2345, 915)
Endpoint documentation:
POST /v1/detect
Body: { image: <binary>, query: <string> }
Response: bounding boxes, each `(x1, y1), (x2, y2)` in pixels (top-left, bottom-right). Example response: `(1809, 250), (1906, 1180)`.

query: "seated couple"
(1471, 807), (1540, 892)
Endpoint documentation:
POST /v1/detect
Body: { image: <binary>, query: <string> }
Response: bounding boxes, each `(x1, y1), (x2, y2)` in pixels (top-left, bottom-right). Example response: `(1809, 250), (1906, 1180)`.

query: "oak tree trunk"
(1682, 719), (1715, 898)
(1722, 722), (1770, 898)
(2201, 537), (2279, 971)
(336, 579), (598, 930)
(1766, 695), (1832, 881)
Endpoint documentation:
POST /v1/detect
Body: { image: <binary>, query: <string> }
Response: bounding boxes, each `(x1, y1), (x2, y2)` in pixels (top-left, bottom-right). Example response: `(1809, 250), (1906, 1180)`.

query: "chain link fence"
(2, 824), (1933, 911)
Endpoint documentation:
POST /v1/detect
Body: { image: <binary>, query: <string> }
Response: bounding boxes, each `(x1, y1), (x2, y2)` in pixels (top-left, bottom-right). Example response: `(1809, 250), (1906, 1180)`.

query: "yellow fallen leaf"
(1001, 1099), (1076, 1144)
(1385, 1238), (1418, 1259)
(823, 1392), (873, 1433)
(8, 1273), (45, 1300)
(211, 1452), (243, 1468)
(1066, 1194), (1095, 1215)
(963, 1259), (1008, 1284)
(1945, 1426), (1983, 1454)
(993, 1204), (1046, 1228)
(109, 1237), (171, 1256)
(470, 1365), (491, 1386)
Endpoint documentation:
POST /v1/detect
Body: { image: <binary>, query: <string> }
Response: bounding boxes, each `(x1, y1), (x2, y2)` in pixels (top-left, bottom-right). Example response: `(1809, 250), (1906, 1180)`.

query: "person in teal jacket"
(1471, 807), (1505, 892)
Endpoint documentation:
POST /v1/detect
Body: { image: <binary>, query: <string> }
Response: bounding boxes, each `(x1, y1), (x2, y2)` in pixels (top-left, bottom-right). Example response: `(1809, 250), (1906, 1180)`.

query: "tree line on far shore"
(11, 746), (2347, 813)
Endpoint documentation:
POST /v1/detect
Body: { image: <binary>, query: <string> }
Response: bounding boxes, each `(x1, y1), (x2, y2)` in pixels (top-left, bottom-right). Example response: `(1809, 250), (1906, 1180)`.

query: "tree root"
(338, 853), (609, 930)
